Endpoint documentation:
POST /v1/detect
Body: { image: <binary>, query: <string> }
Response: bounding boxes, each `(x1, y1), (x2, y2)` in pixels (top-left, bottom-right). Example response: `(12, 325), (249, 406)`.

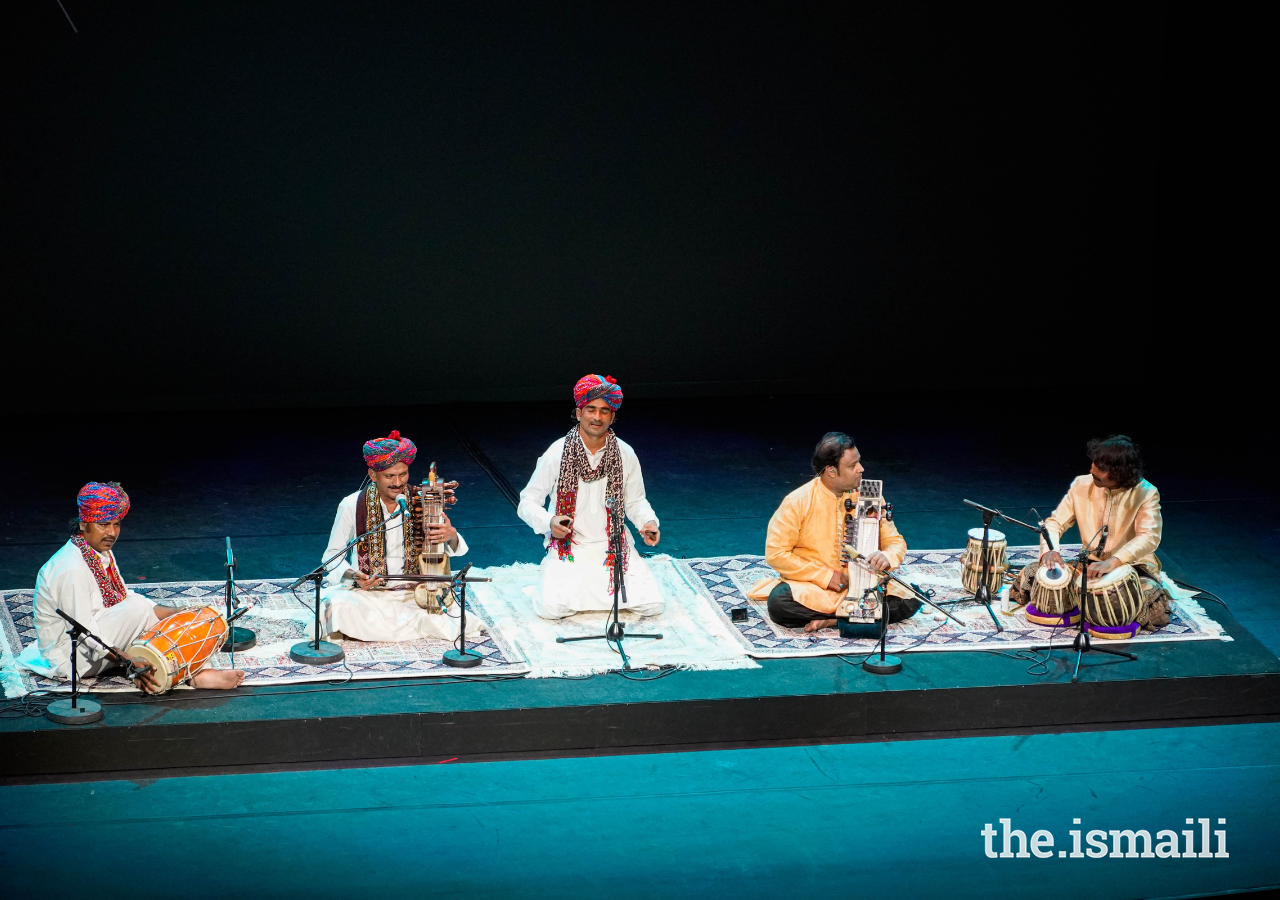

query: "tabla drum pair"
(128, 605), (228, 693)
(1025, 563), (1143, 639)
(960, 527), (1007, 595)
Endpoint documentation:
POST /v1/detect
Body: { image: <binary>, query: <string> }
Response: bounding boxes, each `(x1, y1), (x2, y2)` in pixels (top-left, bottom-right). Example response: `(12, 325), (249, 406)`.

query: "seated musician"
(517, 375), (665, 620)
(321, 431), (482, 642)
(1013, 434), (1171, 630)
(748, 433), (920, 632)
(17, 482), (245, 692)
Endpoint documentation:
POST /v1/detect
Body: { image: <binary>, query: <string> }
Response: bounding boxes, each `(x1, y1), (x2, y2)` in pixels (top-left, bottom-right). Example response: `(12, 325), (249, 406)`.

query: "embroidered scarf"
(552, 427), (627, 583)
(355, 483), (420, 578)
(71, 534), (128, 608)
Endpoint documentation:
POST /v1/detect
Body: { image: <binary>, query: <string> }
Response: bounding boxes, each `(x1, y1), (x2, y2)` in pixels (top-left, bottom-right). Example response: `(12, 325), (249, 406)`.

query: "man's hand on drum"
(826, 569), (849, 593)
(354, 571), (385, 590)
(1040, 550), (1065, 571)
(1087, 557), (1123, 578)
(128, 654), (163, 694)
(152, 604), (179, 621)
(426, 512), (459, 549)
(550, 515), (573, 540)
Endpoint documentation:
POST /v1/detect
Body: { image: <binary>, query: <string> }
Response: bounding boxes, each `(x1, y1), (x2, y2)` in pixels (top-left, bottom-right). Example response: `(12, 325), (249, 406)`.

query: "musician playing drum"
(748, 433), (921, 632)
(320, 431), (484, 642)
(1015, 435), (1171, 631)
(16, 482), (245, 692)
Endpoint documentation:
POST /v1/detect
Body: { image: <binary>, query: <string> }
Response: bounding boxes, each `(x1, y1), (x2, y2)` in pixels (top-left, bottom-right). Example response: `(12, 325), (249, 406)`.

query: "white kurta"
(319, 490), (480, 642)
(16, 540), (159, 680)
(517, 433), (665, 619)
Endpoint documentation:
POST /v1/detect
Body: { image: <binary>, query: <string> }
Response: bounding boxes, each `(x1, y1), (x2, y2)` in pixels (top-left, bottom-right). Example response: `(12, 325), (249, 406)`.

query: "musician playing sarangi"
(1012, 435), (1171, 630)
(320, 431), (482, 642)
(748, 433), (920, 632)
(517, 375), (665, 620)
(16, 482), (245, 691)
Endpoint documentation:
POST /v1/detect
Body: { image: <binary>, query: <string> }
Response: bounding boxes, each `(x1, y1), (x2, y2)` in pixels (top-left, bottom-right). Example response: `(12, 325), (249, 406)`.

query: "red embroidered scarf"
(71, 534), (128, 608)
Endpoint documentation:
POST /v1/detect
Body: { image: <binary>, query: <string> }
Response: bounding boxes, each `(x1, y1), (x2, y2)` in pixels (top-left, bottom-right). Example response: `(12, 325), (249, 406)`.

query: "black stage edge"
(4, 605), (1279, 783)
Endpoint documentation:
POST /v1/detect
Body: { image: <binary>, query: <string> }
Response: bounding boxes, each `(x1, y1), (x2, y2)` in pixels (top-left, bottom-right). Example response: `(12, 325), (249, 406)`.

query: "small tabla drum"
(960, 527), (1008, 595)
(128, 605), (228, 693)
(1026, 563), (1080, 627)
(1081, 564), (1144, 640)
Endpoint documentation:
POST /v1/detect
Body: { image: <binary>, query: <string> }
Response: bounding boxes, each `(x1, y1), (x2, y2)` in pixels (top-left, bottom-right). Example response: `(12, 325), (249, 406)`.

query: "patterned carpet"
(674, 544), (1230, 659)
(0, 577), (528, 697)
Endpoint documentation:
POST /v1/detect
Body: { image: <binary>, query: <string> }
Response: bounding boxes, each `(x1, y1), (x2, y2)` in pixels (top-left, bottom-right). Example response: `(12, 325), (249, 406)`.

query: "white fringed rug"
(0, 577), (529, 699)
(469, 555), (759, 678)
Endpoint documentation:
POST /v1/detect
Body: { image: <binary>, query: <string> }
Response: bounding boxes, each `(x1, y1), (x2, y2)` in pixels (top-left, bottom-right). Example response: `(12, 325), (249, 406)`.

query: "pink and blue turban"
(363, 430), (417, 472)
(573, 374), (623, 410)
(77, 482), (131, 523)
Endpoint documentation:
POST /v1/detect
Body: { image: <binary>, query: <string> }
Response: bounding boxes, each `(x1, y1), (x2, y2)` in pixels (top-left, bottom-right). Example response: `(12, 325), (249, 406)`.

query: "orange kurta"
(747, 478), (909, 615)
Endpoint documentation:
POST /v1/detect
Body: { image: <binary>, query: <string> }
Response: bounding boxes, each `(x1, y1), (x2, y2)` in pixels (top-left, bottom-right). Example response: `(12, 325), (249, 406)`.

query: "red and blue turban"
(77, 482), (131, 523)
(363, 430), (417, 472)
(574, 374), (623, 410)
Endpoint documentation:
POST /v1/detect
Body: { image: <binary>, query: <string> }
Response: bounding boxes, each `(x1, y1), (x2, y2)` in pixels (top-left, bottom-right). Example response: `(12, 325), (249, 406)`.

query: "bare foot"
(191, 668), (246, 690)
(804, 618), (838, 632)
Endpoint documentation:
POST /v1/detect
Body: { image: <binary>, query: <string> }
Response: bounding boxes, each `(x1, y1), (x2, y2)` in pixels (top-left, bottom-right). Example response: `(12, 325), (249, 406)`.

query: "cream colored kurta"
(748, 478), (909, 615)
(1040, 475), (1163, 573)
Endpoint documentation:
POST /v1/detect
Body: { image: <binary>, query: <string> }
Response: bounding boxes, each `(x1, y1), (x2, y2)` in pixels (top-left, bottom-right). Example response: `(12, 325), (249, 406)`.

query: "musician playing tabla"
(320, 431), (484, 642)
(517, 374), (666, 619)
(1012, 434), (1171, 629)
(16, 482), (245, 692)
(748, 433), (921, 632)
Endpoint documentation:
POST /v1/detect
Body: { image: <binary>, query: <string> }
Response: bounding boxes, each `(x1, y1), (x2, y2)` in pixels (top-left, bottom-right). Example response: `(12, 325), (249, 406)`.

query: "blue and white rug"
(673, 545), (1230, 659)
(0, 578), (529, 698)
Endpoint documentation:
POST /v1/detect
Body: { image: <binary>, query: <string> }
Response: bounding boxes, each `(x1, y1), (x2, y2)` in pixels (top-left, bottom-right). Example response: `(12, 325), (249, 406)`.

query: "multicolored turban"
(573, 374), (623, 410)
(363, 430), (418, 472)
(77, 482), (131, 523)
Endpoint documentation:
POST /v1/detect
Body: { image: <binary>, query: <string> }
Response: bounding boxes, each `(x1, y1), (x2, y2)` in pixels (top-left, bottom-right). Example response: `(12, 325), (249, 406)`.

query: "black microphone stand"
(556, 499), (662, 671)
(441, 563), (490, 668)
(222, 536), (256, 653)
(46, 609), (157, 725)
(859, 579), (902, 675)
(287, 503), (411, 665)
(1032, 525), (1137, 682)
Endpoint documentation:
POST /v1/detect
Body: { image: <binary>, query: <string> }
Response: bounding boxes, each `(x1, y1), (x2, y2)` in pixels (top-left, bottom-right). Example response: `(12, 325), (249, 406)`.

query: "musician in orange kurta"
(747, 433), (920, 632)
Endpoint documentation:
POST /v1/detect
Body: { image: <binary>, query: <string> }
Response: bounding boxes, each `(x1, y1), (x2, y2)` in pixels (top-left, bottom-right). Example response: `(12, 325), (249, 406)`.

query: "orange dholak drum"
(1081, 564), (1144, 640)
(128, 605), (228, 692)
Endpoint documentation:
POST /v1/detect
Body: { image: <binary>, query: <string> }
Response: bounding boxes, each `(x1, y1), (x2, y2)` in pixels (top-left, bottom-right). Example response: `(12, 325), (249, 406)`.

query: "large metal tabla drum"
(128, 605), (228, 693)
(960, 527), (1008, 595)
(1081, 564), (1144, 640)
(1026, 563), (1081, 627)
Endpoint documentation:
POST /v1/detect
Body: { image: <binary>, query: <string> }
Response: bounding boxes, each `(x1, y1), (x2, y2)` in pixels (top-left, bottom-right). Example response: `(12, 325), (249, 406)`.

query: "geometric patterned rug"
(0, 577), (529, 698)
(673, 544), (1231, 659)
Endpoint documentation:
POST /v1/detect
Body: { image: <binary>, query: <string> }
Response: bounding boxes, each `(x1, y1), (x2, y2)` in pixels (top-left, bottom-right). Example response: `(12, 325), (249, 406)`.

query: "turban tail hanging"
(363, 430), (418, 472)
(77, 482), (130, 523)
(573, 374), (623, 410)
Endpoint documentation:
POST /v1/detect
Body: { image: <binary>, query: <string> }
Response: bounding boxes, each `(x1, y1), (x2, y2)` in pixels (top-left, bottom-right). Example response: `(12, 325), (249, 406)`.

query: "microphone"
(842, 544), (862, 561)
(396, 495), (410, 519)
(1096, 524), (1109, 557)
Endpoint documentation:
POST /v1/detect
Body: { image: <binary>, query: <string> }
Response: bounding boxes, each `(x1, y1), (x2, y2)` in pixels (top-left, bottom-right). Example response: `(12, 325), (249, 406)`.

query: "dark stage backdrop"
(6, 2), (1166, 411)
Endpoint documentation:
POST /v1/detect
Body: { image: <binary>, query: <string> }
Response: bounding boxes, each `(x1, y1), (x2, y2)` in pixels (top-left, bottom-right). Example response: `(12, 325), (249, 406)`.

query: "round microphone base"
(862, 654), (902, 676)
(289, 640), (345, 665)
(47, 698), (104, 725)
(442, 648), (483, 668)
(223, 627), (257, 652)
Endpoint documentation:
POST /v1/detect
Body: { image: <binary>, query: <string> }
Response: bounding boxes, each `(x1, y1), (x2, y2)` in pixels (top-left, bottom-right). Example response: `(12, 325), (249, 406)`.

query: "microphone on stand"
(396, 494), (410, 519)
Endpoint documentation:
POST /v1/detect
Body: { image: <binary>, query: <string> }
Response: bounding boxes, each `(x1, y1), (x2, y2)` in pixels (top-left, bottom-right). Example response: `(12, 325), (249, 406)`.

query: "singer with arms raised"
(748, 433), (921, 632)
(320, 431), (481, 642)
(1013, 435), (1171, 630)
(16, 482), (245, 692)
(517, 374), (665, 620)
